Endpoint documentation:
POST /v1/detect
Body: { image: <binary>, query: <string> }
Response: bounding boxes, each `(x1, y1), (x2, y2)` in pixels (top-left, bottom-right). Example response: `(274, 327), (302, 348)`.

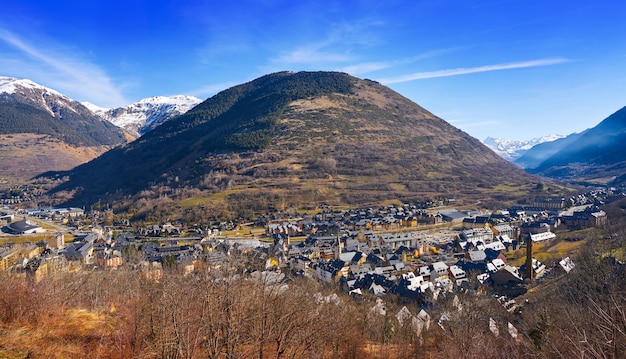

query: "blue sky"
(1, 0), (625, 141)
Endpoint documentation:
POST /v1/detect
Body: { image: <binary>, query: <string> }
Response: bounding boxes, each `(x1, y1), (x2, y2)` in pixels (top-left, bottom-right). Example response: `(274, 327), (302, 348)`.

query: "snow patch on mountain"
(81, 101), (111, 115)
(89, 95), (202, 136)
(483, 135), (565, 162)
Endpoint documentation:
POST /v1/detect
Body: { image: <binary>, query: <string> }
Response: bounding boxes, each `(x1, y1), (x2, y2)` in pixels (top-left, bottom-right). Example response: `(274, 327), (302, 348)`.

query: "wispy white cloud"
(338, 48), (463, 76)
(379, 58), (571, 84)
(0, 28), (128, 107)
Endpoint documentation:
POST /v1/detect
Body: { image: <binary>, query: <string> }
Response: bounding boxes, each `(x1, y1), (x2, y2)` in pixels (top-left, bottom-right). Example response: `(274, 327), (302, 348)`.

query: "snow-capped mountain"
(0, 76), (126, 146)
(1, 76), (83, 117)
(483, 135), (565, 162)
(87, 95), (202, 137)
(1, 76), (61, 95)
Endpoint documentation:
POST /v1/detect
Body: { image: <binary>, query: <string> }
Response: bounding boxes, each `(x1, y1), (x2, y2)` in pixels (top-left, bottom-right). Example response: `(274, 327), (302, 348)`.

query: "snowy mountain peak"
(91, 95), (202, 137)
(483, 135), (565, 162)
(0, 76), (92, 118)
(136, 95), (200, 106)
(0, 76), (66, 99)
(1, 77), (200, 137)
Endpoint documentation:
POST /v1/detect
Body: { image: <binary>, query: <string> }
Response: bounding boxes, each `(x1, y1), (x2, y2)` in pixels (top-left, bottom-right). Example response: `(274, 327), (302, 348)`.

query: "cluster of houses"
(0, 184), (43, 205)
(0, 188), (617, 341)
(262, 190), (617, 303)
(266, 194), (611, 241)
(0, 189), (619, 307)
(23, 207), (85, 219)
(0, 219), (240, 283)
(280, 228), (536, 305)
(267, 204), (447, 238)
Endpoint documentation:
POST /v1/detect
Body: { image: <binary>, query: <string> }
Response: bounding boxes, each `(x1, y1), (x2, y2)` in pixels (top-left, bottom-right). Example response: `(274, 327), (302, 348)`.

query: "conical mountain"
(46, 71), (538, 219)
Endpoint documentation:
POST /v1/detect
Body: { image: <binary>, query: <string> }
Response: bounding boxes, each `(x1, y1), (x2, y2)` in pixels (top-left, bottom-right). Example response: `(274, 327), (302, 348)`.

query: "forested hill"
(45, 71), (539, 220)
(147, 71), (355, 150)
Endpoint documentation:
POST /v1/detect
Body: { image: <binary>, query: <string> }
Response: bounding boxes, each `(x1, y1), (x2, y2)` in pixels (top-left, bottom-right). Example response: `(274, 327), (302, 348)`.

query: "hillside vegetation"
(43, 71), (540, 221)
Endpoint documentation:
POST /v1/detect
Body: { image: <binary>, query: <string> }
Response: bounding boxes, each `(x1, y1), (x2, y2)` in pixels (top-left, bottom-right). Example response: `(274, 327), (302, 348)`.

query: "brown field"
(0, 134), (110, 181)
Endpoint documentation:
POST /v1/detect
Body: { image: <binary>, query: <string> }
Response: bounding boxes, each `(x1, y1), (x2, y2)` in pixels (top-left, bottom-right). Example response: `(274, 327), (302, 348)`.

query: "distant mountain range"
(44, 71), (539, 219)
(512, 132), (586, 169)
(523, 106), (626, 185)
(482, 135), (565, 162)
(84, 95), (201, 137)
(485, 106), (626, 187)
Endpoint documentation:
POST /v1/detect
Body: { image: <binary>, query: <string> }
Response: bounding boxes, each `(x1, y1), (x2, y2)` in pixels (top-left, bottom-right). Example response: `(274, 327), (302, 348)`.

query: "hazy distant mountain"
(46, 71), (539, 218)
(483, 135), (565, 162)
(526, 106), (626, 184)
(85, 95), (201, 137)
(0, 76), (127, 179)
(513, 131), (586, 169)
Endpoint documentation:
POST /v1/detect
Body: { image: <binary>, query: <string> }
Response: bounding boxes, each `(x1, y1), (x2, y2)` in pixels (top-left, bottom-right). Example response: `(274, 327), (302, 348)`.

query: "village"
(0, 188), (617, 320)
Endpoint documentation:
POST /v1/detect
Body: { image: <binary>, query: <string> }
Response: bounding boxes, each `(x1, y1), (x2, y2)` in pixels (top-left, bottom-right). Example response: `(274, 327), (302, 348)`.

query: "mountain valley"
(0, 77), (199, 182)
(3, 71), (625, 219)
(0, 77), (128, 182)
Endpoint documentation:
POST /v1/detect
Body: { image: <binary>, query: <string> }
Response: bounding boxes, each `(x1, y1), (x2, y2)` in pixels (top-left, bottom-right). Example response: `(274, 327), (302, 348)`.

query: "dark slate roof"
(484, 248), (503, 261)
(6, 219), (40, 233)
